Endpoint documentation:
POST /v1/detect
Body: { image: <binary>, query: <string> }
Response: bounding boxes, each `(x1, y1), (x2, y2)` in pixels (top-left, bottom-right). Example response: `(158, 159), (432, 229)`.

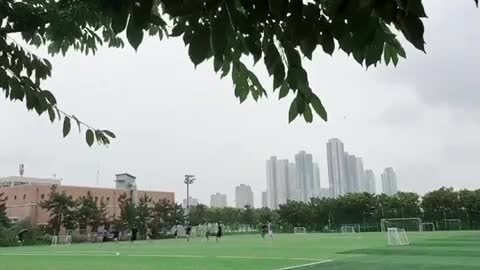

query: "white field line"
(272, 259), (333, 270)
(216, 256), (324, 261)
(127, 254), (204, 258)
(0, 251), (120, 256)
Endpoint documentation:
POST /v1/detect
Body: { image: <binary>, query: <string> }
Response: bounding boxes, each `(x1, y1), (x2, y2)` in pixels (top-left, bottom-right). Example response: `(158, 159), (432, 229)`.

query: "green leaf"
(398, 11), (425, 51)
(406, 0), (427, 17)
(300, 36), (317, 60)
(126, 15), (144, 50)
(310, 94), (328, 121)
(210, 15), (228, 57)
(288, 99), (299, 123)
(86, 129), (95, 147)
(273, 63), (285, 90)
(269, 0), (288, 18)
(103, 130), (116, 139)
(279, 82), (289, 100)
(214, 55), (223, 73)
(42, 90), (57, 105)
(111, 5), (129, 34)
(63, 117), (71, 137)
(188, 27), (211, 67)
(47, 107), (55, 123)
(264, 41), (282, 76)
(320, 32), (335, 55)
(303, 105), (313, 123)
(384, 44), (392, 66)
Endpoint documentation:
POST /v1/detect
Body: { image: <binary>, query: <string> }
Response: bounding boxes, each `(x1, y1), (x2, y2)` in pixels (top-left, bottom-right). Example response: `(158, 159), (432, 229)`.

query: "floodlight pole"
(184, 174), (196, 224)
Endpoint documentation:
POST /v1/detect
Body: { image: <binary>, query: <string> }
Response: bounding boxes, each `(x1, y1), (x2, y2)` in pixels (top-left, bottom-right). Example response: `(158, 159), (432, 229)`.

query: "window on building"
(14, 195), (17, 200)
(23, 194), (26, 200)
(106, 197), (110, 201)
(41, 194), (45, 199)
(95, 196), (98, 202)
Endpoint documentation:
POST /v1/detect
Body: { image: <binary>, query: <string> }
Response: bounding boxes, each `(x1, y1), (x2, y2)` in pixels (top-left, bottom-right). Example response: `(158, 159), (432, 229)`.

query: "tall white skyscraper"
(182, 197), (199, 208)
(381, 167), (398, 195)
(354, 157), (365, 192)
(288, 162), (298, 201)
(295, 151), (314, 202)
(235, 184), (254, 208)
(266, 156), (278, 209)
(313, 163), (321, 197)
(210, 192), (227, 208)
(364, 170), (376, 194)
(266, 157), (297, 209)
(261, 191), (267, 208)
(327, 138), (348, 198)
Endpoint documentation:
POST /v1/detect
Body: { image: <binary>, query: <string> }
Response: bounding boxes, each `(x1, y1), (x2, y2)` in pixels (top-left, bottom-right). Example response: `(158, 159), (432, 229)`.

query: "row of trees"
(186, 187), (480, 232)
(37, 186), (185, 239)
(2, 186), (479, 241)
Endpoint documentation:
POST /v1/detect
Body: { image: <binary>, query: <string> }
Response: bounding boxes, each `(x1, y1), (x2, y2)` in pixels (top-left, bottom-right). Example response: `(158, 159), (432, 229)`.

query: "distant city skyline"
(210, 192), (227, 208)
(382, 167), (398, 195)
(235, 184), (254, 208)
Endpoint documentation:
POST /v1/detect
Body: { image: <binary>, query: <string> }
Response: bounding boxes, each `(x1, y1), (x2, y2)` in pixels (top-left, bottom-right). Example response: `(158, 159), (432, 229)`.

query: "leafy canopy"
(0, 0), (478, 145)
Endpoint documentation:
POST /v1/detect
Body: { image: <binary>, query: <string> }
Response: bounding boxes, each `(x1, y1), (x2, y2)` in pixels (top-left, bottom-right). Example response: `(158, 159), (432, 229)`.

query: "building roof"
(0, 176), (61, 185)
(114, 173), (136, 179)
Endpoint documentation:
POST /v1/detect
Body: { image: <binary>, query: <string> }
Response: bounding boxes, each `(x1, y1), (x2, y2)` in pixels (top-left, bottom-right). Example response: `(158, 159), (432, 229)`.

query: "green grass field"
(1, 231), (479, 270)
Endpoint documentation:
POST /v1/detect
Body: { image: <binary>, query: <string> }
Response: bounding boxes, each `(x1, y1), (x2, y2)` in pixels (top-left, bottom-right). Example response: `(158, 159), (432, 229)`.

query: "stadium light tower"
(184, 174), (196, 223)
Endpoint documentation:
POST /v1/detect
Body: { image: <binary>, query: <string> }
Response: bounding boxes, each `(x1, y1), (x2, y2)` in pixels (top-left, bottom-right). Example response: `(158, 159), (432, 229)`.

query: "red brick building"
(0, 173), (174, 225)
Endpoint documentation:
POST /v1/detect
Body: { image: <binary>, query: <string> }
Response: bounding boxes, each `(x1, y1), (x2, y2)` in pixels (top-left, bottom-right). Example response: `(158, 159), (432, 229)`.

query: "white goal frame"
(293, 227), (307, 234)
(340, 225), (356, 234)
(381, 218), (422, 232)
(387, 227), (409, 246)
(421, 222), (436, 232)
(51, 235), (72, 246)
(340, 224), (360, 233)
(442, 219), (462, 231)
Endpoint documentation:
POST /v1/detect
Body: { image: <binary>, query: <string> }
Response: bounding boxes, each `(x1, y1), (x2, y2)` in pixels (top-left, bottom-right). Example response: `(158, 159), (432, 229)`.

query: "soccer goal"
(51, 234), (72, 246)
(381, 218), (422, 232)
(421, 222), (436, 232)
(340, 225), (356, 234)
(442, 219), (462, 231)
(293, 227), (307, 234)
(340, 224), (360, 233)
(387, 227), (409, 246)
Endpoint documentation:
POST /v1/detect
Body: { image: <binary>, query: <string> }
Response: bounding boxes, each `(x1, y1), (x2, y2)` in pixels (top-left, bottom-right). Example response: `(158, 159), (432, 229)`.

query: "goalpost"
(387, 227), (410, 246)
(340, 224), (360, 233)
(421, 222), (436, 232)
(340, 225), (356, 234)
(293, 227), (307, 234)
(381, 218), (422, 232)
(442, 219), (462, 231)
(51, 231), (72, 246)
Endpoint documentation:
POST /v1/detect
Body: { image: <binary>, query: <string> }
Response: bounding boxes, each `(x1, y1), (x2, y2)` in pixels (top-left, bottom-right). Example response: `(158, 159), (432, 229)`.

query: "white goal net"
(51, 235), (72, 246)
(442, 219), (462, 231)
(387, 227), (409, 246)
(340, 225), (356, 233)
(381, 218), (422, 232)
(293, 227), (307, 234)
(421, 222), (436, 232)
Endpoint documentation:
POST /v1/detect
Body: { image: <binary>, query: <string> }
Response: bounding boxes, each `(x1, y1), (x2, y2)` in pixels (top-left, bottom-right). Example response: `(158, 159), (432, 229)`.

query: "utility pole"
(184, 174), (196, 224)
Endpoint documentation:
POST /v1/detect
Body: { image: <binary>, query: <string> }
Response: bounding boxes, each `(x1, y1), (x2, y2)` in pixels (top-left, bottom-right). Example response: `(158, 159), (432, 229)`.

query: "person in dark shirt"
(112, 230), (120, 243)
(216, 222), (223, 243)
(261, 223), (268, 239)
(186, 225), (192, 242)
(131, 226), (138, 242)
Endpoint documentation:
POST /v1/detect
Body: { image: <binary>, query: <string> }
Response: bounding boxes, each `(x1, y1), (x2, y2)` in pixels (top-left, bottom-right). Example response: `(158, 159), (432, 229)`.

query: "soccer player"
(131, 226), (138, 242)
(268, 222), (273, 240)
(205, 223), (211, 241)
(216, 222), (223, 243)
(112, 229), (120, 243)
(260, 223), (268, 239)
(186, 225), (192, 242)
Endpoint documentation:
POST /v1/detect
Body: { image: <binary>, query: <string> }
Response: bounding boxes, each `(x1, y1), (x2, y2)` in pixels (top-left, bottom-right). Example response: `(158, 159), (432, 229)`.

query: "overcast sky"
(1, 1), (479, 207)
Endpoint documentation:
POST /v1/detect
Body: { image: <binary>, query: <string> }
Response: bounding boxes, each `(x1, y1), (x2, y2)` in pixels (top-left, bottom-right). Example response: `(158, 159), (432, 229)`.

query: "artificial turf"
(0, 231), (479, 270)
